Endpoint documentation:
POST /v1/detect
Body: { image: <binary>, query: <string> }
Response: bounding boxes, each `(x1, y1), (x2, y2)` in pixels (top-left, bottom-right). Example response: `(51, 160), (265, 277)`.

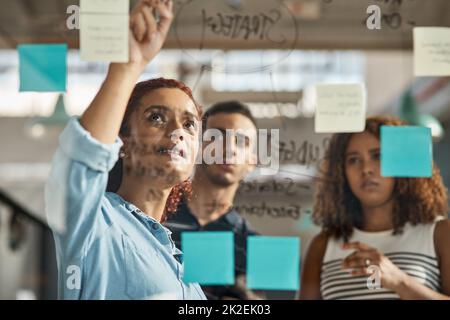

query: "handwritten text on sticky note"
(80, 14), (129, 62)
(315, 83), (366, 133)
(414, 27), (450, 77)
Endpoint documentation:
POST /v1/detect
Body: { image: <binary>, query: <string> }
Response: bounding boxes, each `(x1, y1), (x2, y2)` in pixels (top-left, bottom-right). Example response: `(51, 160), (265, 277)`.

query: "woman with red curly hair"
(300, 117), (450, 300)
(106, 77), (197, 222)
(45, 0), (205, 299)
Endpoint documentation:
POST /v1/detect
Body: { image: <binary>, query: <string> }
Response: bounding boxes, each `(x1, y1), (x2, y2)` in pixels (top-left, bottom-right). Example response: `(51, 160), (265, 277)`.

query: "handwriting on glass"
(201, 8), (285, 47)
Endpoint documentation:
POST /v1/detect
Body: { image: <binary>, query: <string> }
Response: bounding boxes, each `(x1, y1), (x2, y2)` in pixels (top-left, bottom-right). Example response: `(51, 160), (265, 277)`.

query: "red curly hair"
(107, 77), (202, 221)
(313, 116), (448, 242)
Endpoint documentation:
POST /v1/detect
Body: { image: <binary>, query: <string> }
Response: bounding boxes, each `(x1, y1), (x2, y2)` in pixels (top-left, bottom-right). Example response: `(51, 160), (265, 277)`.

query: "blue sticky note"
(247, 236), (300, 291)
(18, 44), (67, 92)
(182, 232), (234, 285)
(381, 126), (432, 177)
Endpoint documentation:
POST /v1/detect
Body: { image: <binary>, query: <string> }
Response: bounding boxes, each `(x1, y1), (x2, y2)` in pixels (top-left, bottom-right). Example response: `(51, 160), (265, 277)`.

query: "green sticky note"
(182, 232), (234, 285)
(381, 126), (432, 177)
(247, 236), (300, 291)
(18, 44), (67, 92)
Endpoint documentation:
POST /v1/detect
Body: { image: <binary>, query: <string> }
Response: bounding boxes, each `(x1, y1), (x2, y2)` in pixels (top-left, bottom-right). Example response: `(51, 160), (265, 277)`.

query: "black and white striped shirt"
(320, 221), (442, 300)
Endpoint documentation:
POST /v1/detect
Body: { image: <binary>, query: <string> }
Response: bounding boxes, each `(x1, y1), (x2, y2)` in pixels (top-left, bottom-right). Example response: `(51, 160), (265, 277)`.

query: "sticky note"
(18, 44), (67, 92)
(80, 0), (129, 62)
(247, 236), (300, 291)
(80, 0), (129, 14)
(315, 84), (366, 133)
(80, 14), (129, 62)
(182, 232), (234, 285)
(414, 27), (450, 76)
(381, 126), (432, 177)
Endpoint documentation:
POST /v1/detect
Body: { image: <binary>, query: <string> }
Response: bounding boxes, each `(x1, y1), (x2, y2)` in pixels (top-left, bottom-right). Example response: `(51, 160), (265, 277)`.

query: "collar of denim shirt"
(106, 192), (180, 257)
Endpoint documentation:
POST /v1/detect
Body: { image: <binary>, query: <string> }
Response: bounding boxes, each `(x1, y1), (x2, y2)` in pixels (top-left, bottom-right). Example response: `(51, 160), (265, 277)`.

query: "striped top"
(320, 220), (443, 300)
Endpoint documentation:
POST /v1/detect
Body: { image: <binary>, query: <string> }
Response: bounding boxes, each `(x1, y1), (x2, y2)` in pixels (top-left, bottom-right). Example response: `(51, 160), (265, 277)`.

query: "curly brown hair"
(162, 179), (193, 222)
(313, 116), (448, 242)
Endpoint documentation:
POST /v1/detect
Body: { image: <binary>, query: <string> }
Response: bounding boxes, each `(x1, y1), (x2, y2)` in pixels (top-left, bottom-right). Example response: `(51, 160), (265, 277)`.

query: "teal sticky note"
(381, 126), (432, 177)
(247, 236), (300, 291)
(182, 232), (234, 285)
(18, 44), (67, 92)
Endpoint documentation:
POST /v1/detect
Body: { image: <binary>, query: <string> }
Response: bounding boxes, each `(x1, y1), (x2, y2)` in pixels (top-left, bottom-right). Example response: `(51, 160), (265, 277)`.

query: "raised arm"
(80, 0), (173, 143)
(45, 0), (173, 239)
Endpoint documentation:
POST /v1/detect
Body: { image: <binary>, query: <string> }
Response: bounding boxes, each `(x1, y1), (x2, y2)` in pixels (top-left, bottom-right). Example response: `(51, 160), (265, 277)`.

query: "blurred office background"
(0, 0), (449, 299)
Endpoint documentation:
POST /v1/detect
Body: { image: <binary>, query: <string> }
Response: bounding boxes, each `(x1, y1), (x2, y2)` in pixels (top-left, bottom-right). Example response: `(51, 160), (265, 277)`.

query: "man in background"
(165, 101), (265, 300)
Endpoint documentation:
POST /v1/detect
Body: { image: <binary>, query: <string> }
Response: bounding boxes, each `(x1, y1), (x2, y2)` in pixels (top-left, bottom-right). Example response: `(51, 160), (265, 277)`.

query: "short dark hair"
(202, 100), (257, 129)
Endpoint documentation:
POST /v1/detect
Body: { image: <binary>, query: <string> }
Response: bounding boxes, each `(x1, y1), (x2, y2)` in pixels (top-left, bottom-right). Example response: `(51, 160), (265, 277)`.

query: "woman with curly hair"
(45, 0), (205, 299)
(300, 117), (450, 300)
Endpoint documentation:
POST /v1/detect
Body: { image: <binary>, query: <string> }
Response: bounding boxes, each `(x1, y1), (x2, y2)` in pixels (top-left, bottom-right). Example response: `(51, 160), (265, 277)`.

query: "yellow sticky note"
(414, 27), (450, 77)
(80, 0), (129, 14)
(80, 13), (129, 62)
(314, 83), (366, 133)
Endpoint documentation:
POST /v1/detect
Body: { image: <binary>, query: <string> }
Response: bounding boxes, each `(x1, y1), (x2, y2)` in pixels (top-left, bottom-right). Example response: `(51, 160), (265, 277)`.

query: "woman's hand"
(117, 0), (173, 73)
(341, 241), (408, 292)
(81, 0), (173, 143)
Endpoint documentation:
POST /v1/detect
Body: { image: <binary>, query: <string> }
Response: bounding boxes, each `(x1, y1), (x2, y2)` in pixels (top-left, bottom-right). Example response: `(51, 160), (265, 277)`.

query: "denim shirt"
(45, 118), (206, 300)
